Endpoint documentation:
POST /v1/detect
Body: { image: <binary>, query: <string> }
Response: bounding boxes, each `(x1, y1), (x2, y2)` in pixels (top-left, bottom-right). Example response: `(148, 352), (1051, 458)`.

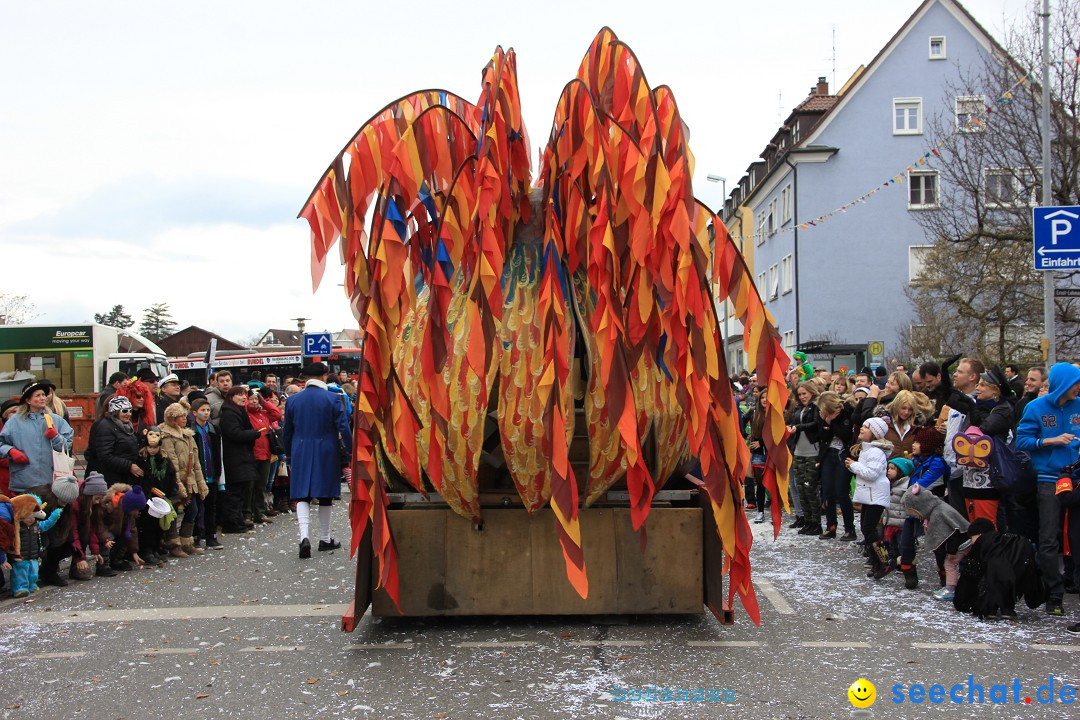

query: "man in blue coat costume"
(282, 362), (352, 559)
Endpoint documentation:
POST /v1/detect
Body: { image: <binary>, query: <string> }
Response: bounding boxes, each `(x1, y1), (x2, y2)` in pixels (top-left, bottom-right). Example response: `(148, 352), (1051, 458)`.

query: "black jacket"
(85, 417), (142, 487)
(219, 402), (260, 486)
(816, 403), (855, 463)
(953, 530), (1045, 617)
(787, 403), (820, 450)
(946, 392), (1014, 443)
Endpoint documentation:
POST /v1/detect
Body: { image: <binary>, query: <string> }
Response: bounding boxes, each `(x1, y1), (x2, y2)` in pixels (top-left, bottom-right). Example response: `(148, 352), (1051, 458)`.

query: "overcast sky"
(0, 0), (1029, 343)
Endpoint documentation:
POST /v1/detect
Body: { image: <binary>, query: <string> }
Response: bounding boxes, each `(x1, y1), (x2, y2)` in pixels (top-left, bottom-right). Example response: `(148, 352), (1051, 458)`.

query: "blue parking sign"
(1034, 206), (1080, 270)
(302, 332), (332, 356)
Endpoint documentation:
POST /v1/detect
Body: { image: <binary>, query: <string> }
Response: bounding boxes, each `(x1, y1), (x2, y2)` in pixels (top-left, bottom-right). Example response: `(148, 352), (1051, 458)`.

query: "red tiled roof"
(794, 95), (839, 113)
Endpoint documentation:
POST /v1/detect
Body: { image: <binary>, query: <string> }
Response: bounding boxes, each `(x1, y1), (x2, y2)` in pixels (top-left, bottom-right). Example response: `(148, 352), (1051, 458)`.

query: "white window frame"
(781, 185), (792, 224)
(781, 254), (793, 294)
(768, 264), (779, 300)
(955, 95), (986, 132)
(908, 170), (939, 209)
(929, 36), (946, 60)
(782, 331), (795, 355)
(985, 167), (1042, 208)
(893, 97), (922, 135)
(756, 212), (766, 246)
(757, 271), (766, 295)
(909, 245), (933, 283)
(767, 199), (778, 235)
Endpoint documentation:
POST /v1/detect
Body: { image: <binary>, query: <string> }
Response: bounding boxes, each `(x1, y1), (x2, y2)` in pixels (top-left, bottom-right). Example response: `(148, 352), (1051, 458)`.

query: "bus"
(168, 348), (364, 388)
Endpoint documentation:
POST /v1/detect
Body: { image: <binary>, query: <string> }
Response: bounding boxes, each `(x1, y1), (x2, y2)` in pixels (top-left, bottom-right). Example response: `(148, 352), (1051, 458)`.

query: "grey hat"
(52, 474), (80, 505)
(81, 471), (107, 497)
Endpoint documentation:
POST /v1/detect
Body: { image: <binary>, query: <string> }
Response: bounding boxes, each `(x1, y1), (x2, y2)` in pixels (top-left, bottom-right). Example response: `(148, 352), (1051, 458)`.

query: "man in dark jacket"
(155, 374), (183, 424)
(282, 362), (352, 559)
(95, 372), (129, 419)
(1014, 366), (1046, 425)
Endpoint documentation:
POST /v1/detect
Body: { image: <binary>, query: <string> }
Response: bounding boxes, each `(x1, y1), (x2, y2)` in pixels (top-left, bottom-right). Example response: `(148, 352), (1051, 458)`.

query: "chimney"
(816, 76), (829, 95)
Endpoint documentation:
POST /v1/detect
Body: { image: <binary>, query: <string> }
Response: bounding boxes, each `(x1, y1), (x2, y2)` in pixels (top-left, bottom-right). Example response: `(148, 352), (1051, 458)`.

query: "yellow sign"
(867, 341), (884, 357)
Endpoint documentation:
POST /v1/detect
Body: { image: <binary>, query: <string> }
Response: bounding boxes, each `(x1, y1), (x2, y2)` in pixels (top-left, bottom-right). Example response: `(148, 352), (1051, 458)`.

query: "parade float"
(298, 29), (791, 628)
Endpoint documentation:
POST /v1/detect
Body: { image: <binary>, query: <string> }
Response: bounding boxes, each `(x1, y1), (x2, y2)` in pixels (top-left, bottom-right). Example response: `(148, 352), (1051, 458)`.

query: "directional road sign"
(302, 332), (332, 357)
(1034, 206), (1080, 270)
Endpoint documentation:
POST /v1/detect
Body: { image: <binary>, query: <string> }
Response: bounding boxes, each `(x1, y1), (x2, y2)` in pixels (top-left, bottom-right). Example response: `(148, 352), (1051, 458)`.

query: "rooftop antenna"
(832, 24), (837, 90)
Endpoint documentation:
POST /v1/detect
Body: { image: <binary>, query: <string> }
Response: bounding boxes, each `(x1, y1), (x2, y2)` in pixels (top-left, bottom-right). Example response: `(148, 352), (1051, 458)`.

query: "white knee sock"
(296, 501), (310, 543)
(319, 505), (333, 543)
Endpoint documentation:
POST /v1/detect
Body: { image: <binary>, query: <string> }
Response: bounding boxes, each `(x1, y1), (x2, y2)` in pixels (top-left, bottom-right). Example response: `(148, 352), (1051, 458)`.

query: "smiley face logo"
(848, 678), (876, 708)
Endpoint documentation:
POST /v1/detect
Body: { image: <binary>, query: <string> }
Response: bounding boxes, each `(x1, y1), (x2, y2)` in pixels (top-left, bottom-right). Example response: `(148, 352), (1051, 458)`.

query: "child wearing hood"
(902, 484), (971, 602)
(845, 417), (894, 578)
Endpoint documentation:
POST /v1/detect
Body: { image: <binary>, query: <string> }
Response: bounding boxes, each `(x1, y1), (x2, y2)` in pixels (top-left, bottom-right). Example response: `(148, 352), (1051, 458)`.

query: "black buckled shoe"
(318, 538), (342, 552)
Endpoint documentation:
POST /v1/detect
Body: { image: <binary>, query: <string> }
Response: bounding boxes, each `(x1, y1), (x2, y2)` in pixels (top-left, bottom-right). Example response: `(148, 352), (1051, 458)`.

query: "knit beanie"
(81, 471), (108, 497)
(888, 457), (914, 478)
(864, 417), (889, 440)
(52, 474), (80, 505)
(121, 485), (147, 514)
(912, 425), (944, 456)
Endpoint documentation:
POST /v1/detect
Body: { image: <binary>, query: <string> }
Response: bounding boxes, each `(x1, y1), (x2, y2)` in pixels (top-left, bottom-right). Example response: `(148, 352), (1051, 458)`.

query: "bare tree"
(903, 236), (1043, 366)
(913, 0), (1080, 359)
(0, 293), (38, 325)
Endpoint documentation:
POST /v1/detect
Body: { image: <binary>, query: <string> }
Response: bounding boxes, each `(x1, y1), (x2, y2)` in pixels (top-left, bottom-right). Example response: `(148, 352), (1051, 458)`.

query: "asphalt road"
(2, 493), (1079, 720)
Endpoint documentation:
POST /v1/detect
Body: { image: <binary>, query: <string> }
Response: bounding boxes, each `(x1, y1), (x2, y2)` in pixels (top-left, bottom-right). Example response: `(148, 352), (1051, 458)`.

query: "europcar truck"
(0, 323), (170, 397)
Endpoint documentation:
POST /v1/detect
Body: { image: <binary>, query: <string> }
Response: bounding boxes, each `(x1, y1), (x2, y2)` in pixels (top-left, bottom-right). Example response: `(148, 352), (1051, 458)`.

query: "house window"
(929, 36), (946, 59)
(986, 168), (1042, 207)
(909, 245), (933, 283)
(956, 96), (985, 132)
(781, 185), (792, 224)
(908, 171), (939, 209)
(781, 254), (793, 294)
(768, 264), (779, 300)
(757, 271), (766, 295)
(782, 331), (795, 355)
(767, 199), (778, 235)
(893, 98), (922, 135)
(757, 212), (766, 245)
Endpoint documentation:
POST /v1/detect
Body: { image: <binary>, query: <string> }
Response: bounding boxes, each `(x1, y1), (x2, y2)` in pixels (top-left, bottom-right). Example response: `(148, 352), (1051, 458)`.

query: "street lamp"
(706, 174), (727, 217)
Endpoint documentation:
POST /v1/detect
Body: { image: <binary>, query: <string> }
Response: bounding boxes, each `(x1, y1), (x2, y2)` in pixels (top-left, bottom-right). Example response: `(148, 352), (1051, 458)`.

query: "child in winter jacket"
(845, 417), (894, 579)
(902, 484), (971, 602)
(884, 457), (913, 567)
(3, 494), (59, 597)
(136, 428), (180, 563)
(898, 426), (948, 590)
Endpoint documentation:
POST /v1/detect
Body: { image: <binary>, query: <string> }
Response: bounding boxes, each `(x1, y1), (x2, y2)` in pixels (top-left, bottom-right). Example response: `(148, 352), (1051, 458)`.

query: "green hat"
(888, 457), (914, 478)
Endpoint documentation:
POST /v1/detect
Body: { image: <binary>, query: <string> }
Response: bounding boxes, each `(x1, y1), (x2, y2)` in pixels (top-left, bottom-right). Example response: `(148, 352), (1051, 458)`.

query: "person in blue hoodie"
(1014, 362), (1080, 617)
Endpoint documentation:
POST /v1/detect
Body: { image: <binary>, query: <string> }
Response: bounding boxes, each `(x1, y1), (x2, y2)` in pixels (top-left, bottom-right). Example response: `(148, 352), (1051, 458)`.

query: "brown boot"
(181, 537), (205, 556)
(169, 544), (188, 559)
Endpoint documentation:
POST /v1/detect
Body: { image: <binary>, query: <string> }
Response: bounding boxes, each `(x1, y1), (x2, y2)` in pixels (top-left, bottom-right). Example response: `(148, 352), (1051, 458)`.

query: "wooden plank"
(531, 508), (618, 613)
(614, 508), (703, 614)
(344, 522), (373, 629)
(700, 490), (729, 623)
(372, 510), (447, 616)
(444, 509), (533, 614)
